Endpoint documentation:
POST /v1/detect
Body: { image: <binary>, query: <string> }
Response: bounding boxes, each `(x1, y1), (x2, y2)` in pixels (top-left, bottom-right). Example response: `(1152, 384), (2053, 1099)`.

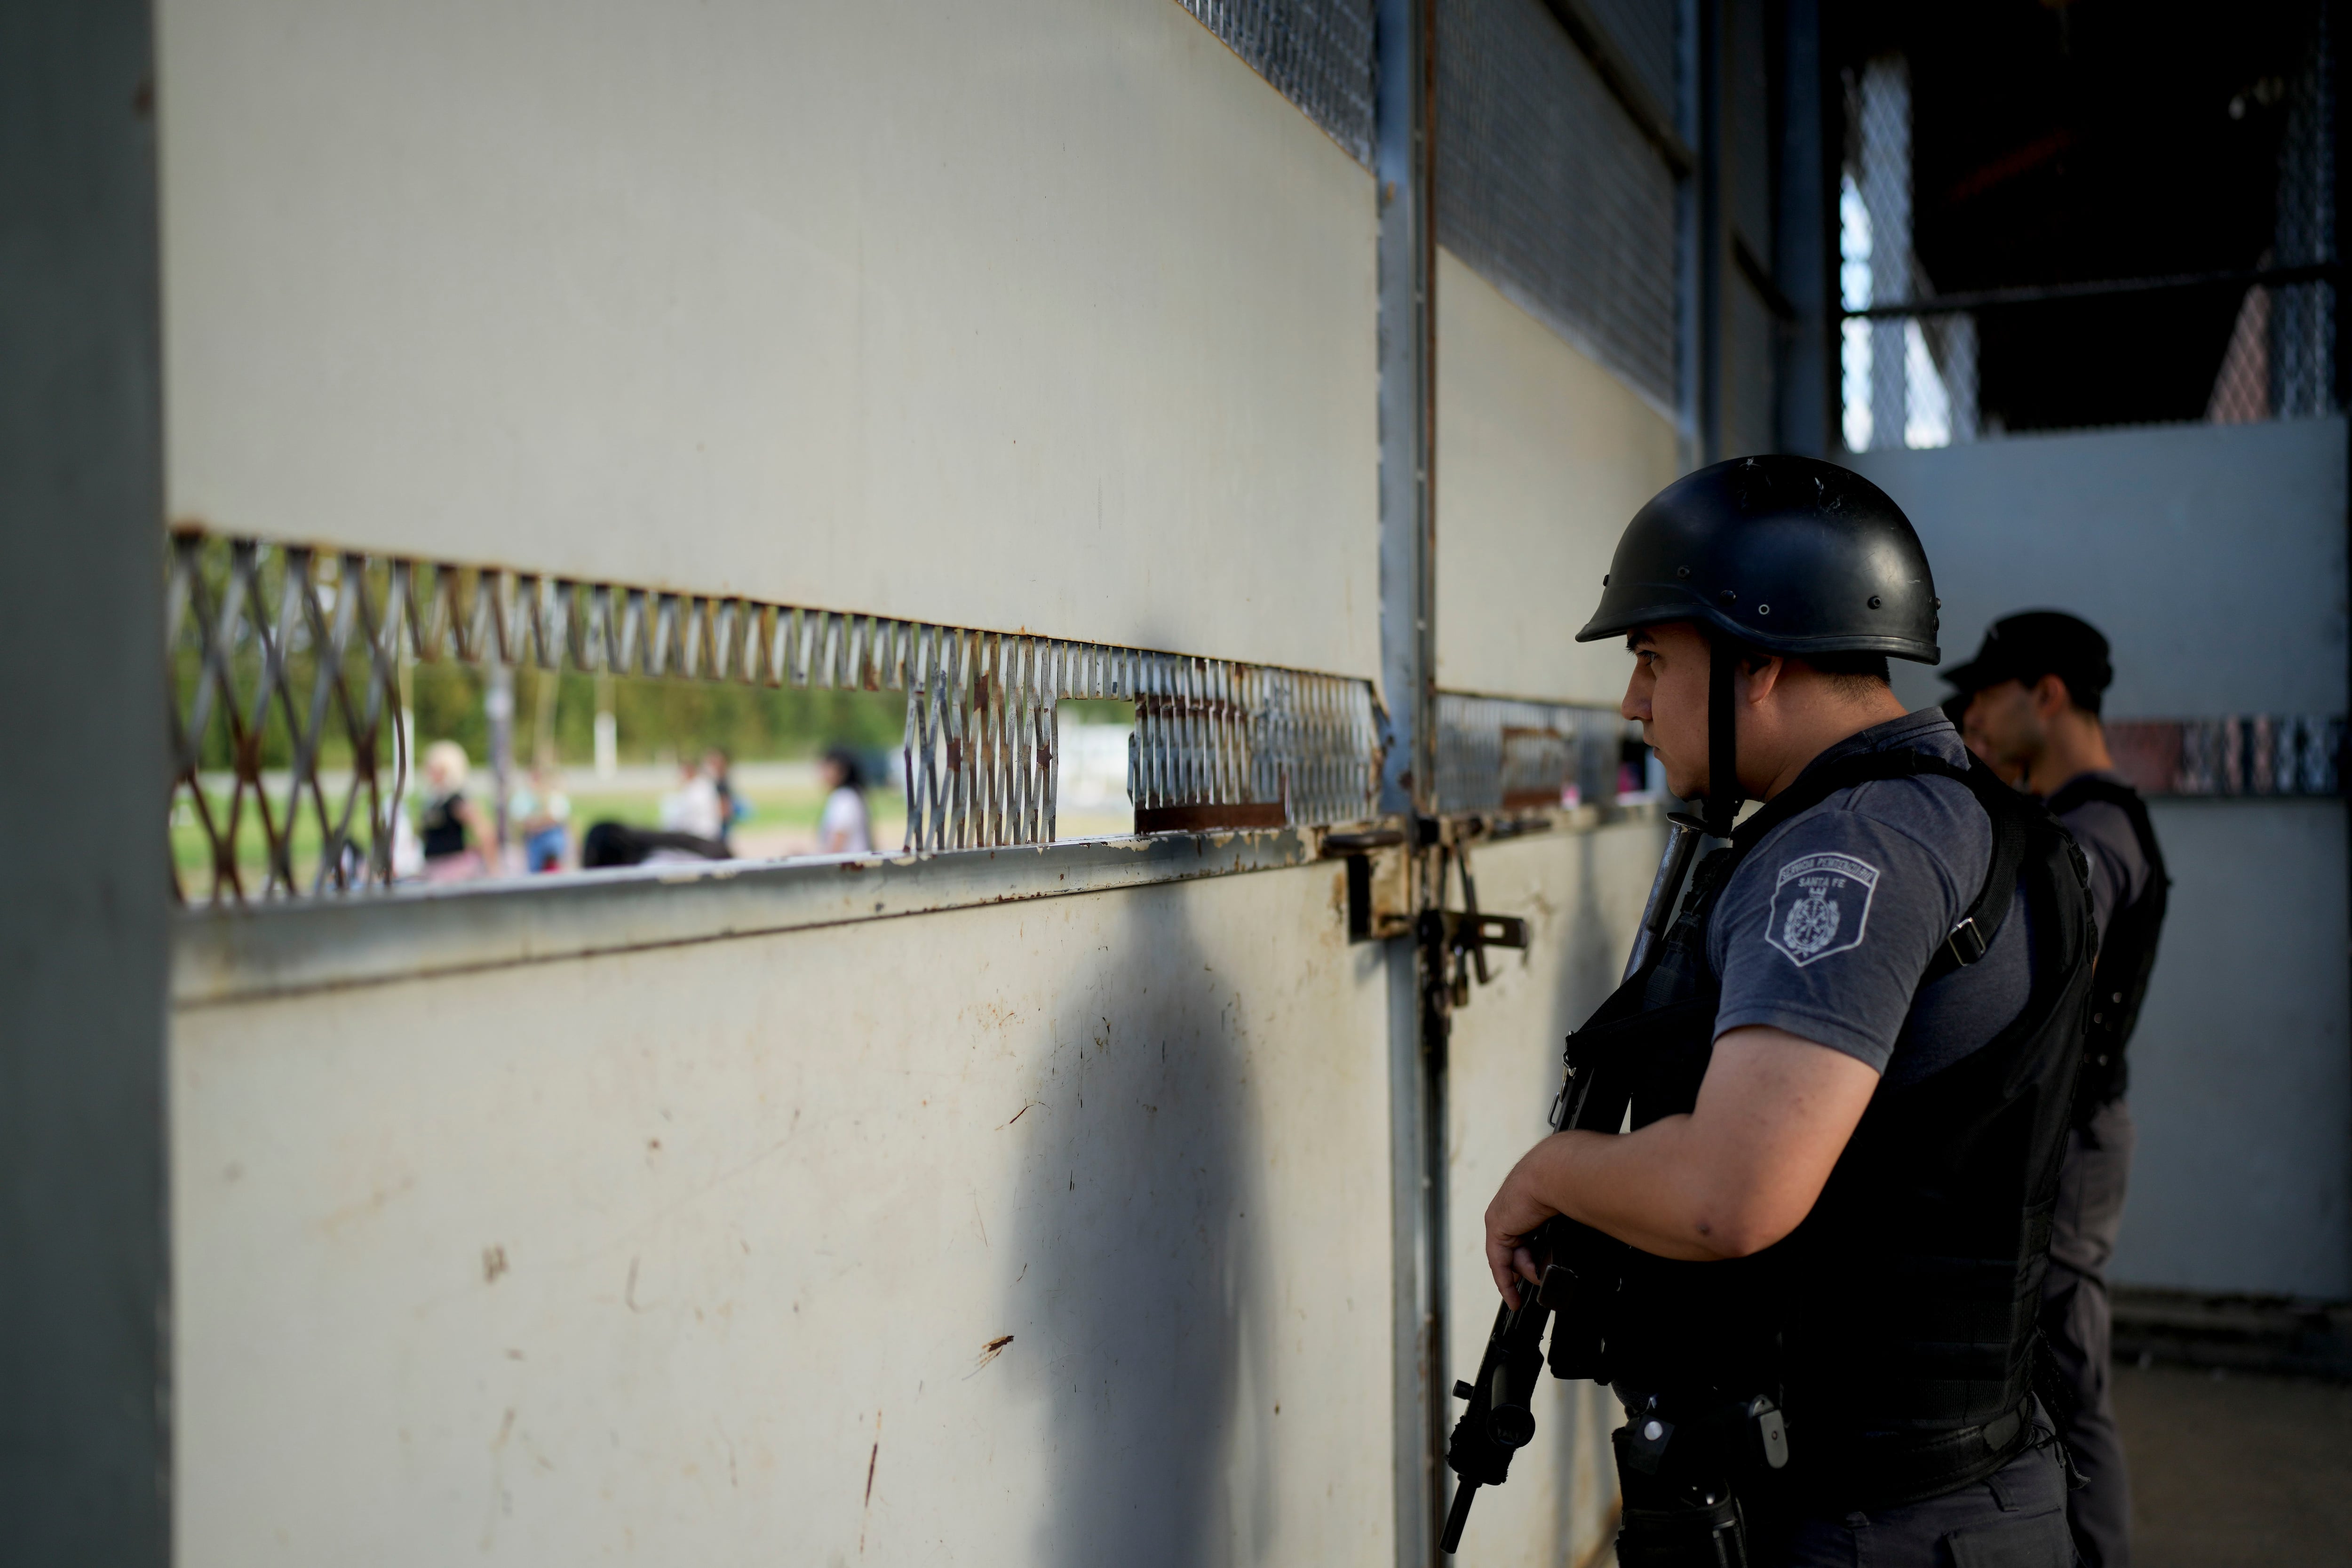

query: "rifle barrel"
(1620, 814), (1705, 982)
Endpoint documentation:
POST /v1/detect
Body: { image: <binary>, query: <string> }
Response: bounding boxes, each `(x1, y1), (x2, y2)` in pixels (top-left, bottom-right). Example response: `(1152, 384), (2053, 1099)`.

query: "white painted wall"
(2118, 801), (2352, 1299)
(1847, 419), (2348, 717)
(1435, 248), (1683, 706)
(1441, 820), (1667, 1563)
(1852, 422), (2352, 1300)
(157, 0), (1380, 677)
(171, 866), (1395, 1565)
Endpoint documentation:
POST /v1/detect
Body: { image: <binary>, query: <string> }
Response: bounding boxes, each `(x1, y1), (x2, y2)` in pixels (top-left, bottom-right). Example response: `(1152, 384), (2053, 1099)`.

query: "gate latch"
(1421, 839), (1528, 1007)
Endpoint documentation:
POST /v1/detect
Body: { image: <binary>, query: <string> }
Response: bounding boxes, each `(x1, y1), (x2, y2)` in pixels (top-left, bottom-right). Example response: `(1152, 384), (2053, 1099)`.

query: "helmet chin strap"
(1706, 632), (1742, 837)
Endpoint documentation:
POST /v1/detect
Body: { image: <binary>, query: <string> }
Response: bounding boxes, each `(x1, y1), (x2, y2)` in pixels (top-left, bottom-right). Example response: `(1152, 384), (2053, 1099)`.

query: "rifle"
(1439, 812), (1707, 1554)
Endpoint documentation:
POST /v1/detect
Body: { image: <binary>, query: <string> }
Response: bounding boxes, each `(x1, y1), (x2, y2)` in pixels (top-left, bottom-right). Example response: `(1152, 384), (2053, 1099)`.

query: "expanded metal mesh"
(1177, 0), (1378, 165)
(1434, 693), (1629, 814)
(1839, 10), (2337, 451)
(168, 534), (409, 900)
(1437, 0), (1681, 408)
(1579, 0), (1679, 121)
(166, 530), (1385, 900)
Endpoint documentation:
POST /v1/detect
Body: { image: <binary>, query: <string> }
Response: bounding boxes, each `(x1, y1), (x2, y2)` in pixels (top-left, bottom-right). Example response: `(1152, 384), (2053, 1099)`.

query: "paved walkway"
(2114, 1361), (2352, 1566)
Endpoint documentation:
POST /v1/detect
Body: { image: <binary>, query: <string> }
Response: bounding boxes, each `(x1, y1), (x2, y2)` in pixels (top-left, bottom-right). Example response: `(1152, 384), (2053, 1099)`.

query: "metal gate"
(9, 0), (1722, 1562)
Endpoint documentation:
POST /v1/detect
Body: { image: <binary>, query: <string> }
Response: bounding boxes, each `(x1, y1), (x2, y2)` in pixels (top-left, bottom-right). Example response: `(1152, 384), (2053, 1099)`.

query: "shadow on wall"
(1011, 888), (1275, 1567)
(1551, 828), (1644, 1560)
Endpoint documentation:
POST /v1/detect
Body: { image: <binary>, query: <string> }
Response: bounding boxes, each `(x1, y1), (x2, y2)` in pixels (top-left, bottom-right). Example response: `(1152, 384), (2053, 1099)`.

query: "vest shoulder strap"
(2045, 773), (2171, 889)
(1728, 748), (2036, 980)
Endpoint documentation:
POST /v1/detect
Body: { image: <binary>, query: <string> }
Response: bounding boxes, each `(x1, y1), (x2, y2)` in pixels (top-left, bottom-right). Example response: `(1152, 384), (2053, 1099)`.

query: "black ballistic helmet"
(1576, 454), (1941, 662)
(1581, 456), (1941, 834)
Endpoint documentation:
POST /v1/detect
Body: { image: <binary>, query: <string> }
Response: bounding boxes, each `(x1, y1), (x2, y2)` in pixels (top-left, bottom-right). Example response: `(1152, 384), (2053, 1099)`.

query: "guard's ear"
(2030, 672), (2071, 718)
(1740, 652), (1785, 703)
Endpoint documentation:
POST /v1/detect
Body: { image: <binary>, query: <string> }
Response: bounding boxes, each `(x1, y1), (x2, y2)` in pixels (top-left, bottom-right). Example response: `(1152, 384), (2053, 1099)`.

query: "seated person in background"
(660, 754), (726, 842)
(580, 751), (733, 870)
(511, 764), (572, 873)
(705, 746), (747, 852)
(818, 746), (874, 855)
(415, 740), (492, 883)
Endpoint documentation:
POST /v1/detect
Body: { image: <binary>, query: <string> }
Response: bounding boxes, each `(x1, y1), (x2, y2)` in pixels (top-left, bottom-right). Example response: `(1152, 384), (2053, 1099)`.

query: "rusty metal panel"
(156, 0), (1380, 682)
(170, 864), (1395, 1564)
(1433, 693), (1629, 814)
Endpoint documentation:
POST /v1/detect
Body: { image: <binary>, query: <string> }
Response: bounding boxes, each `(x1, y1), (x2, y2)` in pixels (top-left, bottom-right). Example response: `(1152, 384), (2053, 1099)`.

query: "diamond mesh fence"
(166, 531), (1385, 902)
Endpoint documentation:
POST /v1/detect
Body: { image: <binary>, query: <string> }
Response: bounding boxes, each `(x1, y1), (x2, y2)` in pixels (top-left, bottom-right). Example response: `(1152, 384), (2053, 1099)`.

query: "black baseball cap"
(1940, 611), (2114, 706)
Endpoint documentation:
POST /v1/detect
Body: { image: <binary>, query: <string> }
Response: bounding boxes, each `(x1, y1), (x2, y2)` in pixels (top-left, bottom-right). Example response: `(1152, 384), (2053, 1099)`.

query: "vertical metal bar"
(618, 589), (646, 675)
(761, 606), (787, 687)
(1007, 638), (1032, 844)
(946, 627), (971, 849)
(1220, 662), (1242, 806)
(904, 626), (930, 851)
(1378, 0), (1442, 1554)
(1, 0), (172, 1533)
(1177, 655), (1194, 806)
(1023, 639), (1045, 843)
(1041, 641), (1061, 843)
(986, 633), (1008, 846)
(1149, 653), (1171, 810)
(1195, 658), (1214, 808)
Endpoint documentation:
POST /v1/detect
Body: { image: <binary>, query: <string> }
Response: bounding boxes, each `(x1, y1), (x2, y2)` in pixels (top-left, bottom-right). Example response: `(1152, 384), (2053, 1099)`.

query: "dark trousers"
(1756, 1438), (2075, 1567)
(2038, 1096), (2135, 1568)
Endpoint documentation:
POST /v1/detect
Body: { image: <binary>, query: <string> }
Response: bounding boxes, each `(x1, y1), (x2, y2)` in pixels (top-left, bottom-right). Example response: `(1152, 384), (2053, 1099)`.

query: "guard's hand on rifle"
(1484, 1134), (1570, 1307)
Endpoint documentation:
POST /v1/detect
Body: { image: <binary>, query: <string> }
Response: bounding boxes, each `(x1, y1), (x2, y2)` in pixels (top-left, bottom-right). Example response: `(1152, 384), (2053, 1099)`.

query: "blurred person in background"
(659, 752), (725, 843)
(816, 745), (872, 854)
(512, 764), (572, 873)
(705, 746), (747, 852)
(415, 740), (493, 883)
(1944, 611), (2169, 1568)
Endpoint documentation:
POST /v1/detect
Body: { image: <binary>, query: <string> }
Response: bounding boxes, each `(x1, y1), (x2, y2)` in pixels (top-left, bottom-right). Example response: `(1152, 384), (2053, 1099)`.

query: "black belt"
(1791, 1396), (2039, 1512)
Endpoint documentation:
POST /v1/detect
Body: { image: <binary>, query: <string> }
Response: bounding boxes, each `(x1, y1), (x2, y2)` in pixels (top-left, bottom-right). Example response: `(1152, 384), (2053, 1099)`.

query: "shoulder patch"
(1765, 852), (1881, 967)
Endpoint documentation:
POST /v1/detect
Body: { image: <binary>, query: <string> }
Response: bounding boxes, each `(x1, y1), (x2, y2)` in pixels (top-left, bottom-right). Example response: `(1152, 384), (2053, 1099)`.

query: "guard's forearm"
(1523, 1119), (1748, 1262)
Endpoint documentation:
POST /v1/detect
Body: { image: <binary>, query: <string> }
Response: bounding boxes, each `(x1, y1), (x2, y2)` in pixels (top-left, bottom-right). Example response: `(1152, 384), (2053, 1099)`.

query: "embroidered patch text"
(1765, 852), (1881, 967)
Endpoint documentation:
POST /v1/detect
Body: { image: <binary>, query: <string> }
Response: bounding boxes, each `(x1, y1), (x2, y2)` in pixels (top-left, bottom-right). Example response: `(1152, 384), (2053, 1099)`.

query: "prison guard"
(1557, 747), (2097, 1512)
(2045, 773), (2169, 1120)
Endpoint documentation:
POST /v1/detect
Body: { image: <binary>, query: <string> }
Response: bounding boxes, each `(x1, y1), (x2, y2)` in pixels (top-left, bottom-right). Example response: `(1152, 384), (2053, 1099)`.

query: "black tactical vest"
(1547, 748), (2097, 1512)
(2045, 773), (2169, 1116)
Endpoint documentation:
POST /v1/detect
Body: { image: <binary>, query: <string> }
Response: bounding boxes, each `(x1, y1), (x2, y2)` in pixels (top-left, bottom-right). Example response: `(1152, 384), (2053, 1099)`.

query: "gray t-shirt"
(2051, 770), (2151, 943)
(1706, 710), (2033, 1088)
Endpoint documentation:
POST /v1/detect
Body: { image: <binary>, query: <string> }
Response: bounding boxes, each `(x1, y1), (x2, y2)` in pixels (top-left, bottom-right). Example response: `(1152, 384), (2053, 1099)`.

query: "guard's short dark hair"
(1721, 633), (1889, 692)
(1803, 648), (1892, 688)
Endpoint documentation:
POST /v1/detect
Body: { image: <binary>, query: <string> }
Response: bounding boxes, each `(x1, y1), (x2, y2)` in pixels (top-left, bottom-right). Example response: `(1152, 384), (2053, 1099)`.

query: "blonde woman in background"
(415, 740), (493, 882)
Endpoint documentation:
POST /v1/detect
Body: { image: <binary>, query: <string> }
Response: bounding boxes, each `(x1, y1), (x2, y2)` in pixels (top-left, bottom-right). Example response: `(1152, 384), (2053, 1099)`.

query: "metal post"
(1675, 0), (1706, 467)
(1377, 0), (1442, 1559)
(1695, 0), (1724, 464)
(486, 661), (515, 867)
(1773, 0), (1832, 457)
(0, 0), (172, 1559)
